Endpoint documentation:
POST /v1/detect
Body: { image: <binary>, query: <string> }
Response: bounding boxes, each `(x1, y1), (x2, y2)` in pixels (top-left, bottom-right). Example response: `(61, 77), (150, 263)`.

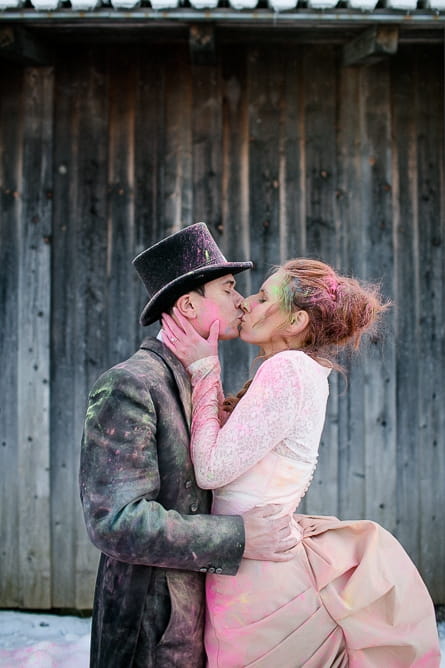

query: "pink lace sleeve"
(187, 354), (303, 489)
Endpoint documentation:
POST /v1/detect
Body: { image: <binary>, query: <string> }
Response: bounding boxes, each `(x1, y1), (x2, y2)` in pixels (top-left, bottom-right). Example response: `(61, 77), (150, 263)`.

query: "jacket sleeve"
(79, 365), (244, 574)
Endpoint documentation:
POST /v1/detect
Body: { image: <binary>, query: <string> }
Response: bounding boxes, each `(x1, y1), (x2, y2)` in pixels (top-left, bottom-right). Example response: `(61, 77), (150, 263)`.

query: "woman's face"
(239, 271), (293, 353)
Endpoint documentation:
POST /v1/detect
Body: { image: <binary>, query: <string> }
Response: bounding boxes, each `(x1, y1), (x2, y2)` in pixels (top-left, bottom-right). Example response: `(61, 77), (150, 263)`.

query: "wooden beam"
(189, 24), (216, 66)
(0, 26), (53, 66)
(342, 26), (399, 67)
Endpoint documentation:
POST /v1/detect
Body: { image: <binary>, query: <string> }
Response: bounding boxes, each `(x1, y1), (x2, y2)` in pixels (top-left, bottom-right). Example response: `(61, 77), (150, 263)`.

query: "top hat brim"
(140, 261), (253, 326)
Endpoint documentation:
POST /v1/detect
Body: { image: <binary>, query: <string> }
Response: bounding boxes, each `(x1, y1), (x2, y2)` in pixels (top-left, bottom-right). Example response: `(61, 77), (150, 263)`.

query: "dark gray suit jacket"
(80, 337), (245, 667)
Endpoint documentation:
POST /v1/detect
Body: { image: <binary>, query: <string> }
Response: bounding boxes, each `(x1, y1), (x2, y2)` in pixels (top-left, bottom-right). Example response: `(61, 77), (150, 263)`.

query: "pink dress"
(188, 351), (440, 668)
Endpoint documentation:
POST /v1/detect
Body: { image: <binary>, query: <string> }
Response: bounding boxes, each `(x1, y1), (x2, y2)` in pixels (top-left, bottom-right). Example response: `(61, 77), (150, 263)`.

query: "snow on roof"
(0, 0), (445, 12)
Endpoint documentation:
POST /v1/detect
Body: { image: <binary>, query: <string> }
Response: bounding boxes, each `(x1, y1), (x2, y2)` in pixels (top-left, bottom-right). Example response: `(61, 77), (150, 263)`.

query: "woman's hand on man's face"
(161, 307), (220, 368)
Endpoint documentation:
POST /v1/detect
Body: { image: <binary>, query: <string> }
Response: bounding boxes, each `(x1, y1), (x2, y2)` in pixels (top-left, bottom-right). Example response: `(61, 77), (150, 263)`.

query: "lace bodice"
(188, 351), (331, 512)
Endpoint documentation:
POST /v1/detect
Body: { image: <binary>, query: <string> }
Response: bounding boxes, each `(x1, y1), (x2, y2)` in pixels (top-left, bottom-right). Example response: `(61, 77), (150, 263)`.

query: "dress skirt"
(204, 515), (440, 668)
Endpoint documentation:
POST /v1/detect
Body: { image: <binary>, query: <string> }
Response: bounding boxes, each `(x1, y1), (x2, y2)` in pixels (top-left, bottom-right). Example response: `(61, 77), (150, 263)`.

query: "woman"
(162, 259), (440, 667)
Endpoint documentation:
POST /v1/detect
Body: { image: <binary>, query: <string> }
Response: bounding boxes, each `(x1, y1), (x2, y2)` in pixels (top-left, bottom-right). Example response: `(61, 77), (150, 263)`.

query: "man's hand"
(242, 504), (301, 562)
(162, 308), (219, 367)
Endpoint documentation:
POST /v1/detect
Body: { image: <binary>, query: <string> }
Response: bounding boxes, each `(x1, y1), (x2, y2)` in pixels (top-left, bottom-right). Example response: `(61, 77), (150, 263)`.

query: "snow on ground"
(0, 610), (444, 667)
(0, 611), (91, 667)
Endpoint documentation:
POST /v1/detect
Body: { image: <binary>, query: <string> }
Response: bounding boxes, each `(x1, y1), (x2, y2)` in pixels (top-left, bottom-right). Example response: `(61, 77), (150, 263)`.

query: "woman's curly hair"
(223, 258), (390, 414)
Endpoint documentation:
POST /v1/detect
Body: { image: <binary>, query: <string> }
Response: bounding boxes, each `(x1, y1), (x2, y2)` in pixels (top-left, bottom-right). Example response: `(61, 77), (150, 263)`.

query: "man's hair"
(162, 283), (206, 321)
(193, 285), (206, 297)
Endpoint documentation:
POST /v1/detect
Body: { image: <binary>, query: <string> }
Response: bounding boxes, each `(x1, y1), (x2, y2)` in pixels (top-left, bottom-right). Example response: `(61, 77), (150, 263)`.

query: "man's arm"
(79, 365), (244, 574)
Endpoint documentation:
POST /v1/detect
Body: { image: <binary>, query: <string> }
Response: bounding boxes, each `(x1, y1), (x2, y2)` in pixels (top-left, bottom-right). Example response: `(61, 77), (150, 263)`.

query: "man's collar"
(139, 336), (191, 425)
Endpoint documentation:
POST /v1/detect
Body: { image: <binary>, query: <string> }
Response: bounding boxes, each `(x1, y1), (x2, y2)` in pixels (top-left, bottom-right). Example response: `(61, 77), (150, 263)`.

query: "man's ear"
(174, 293), (198, 320)
(288, 309), (309, 335)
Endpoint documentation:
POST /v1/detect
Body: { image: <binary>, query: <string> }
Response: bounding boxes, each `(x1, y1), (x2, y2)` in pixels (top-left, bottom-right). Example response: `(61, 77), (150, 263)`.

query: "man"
(80, 223), (297, 668)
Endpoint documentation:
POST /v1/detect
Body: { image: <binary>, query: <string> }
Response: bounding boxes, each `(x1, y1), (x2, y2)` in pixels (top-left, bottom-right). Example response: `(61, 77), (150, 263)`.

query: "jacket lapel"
(139, 337), (192, 427)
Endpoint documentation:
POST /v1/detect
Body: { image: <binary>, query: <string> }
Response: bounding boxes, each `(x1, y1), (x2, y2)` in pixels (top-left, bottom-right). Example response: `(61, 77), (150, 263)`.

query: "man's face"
(191, 274), (245, 340)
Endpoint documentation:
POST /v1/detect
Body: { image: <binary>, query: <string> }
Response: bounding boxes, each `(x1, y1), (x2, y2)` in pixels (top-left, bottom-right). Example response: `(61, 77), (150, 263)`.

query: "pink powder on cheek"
(197, 303), (235, 339)
(199, 298), (240, 337)
(197, 302), (220, 334)
(203, 302), (220, 320)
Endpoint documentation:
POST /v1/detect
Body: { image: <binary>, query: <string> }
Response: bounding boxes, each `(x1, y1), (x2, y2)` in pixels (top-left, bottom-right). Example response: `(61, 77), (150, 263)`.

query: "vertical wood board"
(220, 46), (252, 394)
(302, 46), (339, 517)
(360, 62), (397, 533)
(391, 49), (422, 563)
(335, 65), (367, 520)
(0, 65), (23, 607)
(415, 48), (445, 601)
(17, 67), (53, 608)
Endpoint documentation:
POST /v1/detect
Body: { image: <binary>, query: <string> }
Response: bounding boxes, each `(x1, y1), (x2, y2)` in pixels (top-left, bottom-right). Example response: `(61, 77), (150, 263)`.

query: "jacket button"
(199, 567), (208, 573)
(215, 568), (223, 574)
(207, 567), (215, 574)
(185, 480), (193, 489)
(190, 502), (199, 513)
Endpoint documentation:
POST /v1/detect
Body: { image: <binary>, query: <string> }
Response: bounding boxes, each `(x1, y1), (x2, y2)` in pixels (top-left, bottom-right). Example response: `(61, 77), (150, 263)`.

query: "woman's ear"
(174, 293), (198, 320)
(289, 309), (309, 335)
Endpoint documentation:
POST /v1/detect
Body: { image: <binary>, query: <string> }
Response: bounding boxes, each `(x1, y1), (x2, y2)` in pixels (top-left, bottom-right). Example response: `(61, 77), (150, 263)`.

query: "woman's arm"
(161, 309), (303, 489)
(187, 354), (303, 489)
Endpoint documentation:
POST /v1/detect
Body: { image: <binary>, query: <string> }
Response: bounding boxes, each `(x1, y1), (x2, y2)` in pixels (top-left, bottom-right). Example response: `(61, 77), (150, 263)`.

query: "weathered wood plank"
(247, 46), (283, 282)
(219, 46), (252, 395)
(245, 47), (285, 388)
(359, 61), (397, 535)
(391, 47), (421, 566)
(51, 54), (85, 607)
(302, 46), (339, 517)
(191, 57), (222, 231)
(335, 65), (367, 521)
(107, 49), (138, 365)
(51, 55), (82, 609)
(17, 66), (53, 608)
(73, 51), (109, 610)
(278, 47), (306, 261)
(190, 49), (223, 340)
(416, 47), (445, 602)
(162, 47), (193, 233)
(133, 49), (165, 341)
(0, 64), (23, 608)
(51, 52), (108, 609)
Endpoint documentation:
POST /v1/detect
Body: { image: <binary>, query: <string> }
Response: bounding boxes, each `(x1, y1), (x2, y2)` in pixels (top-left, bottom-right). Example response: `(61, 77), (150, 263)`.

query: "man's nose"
(234, 291), (245, 307)
(239, 297), (251, 313)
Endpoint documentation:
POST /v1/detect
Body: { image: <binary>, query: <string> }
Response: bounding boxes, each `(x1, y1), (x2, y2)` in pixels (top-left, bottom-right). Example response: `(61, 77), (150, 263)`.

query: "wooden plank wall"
(0, 41), (443, 609)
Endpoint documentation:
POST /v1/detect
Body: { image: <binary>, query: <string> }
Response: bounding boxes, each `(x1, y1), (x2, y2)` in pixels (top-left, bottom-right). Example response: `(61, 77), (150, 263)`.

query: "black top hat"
(133, 223), (253, 326)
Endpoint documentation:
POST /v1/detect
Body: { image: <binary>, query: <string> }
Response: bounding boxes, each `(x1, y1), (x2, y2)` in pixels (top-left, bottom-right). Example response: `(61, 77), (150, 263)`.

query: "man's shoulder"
(92, 338), (170, 389)
(122, 336), (166, 367)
